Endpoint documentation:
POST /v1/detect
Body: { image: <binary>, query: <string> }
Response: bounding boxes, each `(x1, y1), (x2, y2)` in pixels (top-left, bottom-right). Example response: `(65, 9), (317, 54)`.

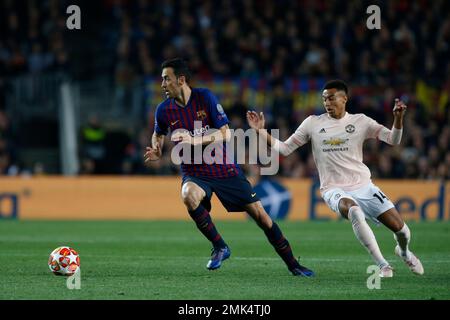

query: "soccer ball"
(48, 246), (80, 276)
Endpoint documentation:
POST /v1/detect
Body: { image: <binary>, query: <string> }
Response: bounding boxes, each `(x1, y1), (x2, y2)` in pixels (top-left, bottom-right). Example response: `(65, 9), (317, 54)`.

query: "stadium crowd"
(1, 0), (449, 180)
(0, 0), (69, 76)
(103, 0), (449, 83)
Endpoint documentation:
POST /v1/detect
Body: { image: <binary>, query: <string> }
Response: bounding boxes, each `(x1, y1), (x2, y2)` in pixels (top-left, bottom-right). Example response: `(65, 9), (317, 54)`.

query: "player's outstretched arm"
(144, 132), (164, 162)
(171, 125), (231, 146)
(392, 98), (407, 129)
(377, 98), (407, 146)
(246, 111), (274, 146)
(246, 111), (300, 156)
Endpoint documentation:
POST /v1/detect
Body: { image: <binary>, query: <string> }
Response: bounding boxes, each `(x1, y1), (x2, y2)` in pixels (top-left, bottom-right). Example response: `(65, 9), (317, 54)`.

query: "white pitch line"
(2, 253), (450, 263)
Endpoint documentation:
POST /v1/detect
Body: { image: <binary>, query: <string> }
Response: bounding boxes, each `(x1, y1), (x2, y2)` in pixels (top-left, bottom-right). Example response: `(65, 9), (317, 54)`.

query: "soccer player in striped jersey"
(144, 58), (314, 276)
(247, 80), (424, 277)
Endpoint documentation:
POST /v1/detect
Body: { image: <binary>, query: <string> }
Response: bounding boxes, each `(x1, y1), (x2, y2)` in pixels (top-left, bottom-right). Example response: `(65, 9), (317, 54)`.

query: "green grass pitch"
(0, 220), (449, 300)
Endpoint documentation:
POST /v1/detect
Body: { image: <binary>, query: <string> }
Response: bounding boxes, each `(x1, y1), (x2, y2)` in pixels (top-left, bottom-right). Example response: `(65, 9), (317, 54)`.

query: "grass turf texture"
(0, 220), (449, 300)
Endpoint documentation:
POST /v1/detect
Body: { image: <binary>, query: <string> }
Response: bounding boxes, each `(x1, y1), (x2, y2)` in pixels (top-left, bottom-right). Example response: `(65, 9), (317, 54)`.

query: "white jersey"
(276, 112), (401, 193)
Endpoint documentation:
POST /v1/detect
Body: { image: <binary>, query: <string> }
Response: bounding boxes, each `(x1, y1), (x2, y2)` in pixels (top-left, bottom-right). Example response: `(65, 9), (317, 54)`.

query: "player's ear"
(177, 75), (186, 86)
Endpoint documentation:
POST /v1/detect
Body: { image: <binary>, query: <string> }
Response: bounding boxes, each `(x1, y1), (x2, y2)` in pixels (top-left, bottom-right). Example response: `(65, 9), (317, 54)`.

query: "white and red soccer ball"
(48, 246), (80, 276)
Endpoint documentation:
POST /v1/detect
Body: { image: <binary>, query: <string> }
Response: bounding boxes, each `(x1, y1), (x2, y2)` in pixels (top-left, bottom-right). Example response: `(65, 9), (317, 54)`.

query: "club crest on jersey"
(345, 124), (355, 133)
(197, 110), (207, 120)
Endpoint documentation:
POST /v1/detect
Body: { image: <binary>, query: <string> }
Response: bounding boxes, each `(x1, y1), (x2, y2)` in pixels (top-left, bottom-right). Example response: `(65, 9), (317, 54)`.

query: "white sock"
(348, 206), (389, 268)
(394, 223), (412, 260)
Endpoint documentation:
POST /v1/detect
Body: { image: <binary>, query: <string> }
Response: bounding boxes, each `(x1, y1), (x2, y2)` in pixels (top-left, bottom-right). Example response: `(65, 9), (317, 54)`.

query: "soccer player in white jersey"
(247, 79), (424, 277)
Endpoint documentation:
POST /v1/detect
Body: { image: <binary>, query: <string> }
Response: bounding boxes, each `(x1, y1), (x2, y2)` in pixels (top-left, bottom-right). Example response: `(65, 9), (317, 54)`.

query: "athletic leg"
(377, 208), (424, 275)
(339, 198), (391, 275)
(244, 201), (314, 277)
(181, 181), (230, 270)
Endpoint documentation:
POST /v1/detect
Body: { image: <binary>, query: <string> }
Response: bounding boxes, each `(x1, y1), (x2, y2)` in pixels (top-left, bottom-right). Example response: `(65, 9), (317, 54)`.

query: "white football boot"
(395, 245), (424, 275)
(379, 265), (394, 278)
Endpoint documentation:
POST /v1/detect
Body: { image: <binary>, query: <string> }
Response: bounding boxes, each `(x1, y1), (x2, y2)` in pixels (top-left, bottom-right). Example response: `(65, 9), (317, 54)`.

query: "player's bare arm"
(392, 98), (407, 129)
(247, 111), (300, 156)
(144, 132), (164, 162)
(171, 125), (231, 146)
(376, 98), (407, 146)
(246, 111), (274, 146)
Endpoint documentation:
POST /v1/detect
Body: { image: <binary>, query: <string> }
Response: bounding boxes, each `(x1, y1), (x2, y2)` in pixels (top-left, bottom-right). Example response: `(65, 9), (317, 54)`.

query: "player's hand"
(393, 98), (407, 118)
(246, 111), (265, 131)
(144, 145), (162, 162)
(171, 130), (194, 144)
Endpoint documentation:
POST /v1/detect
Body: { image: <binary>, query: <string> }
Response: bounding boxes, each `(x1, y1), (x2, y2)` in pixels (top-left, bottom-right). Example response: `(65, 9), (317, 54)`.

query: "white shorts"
(322, 182), (395, 224)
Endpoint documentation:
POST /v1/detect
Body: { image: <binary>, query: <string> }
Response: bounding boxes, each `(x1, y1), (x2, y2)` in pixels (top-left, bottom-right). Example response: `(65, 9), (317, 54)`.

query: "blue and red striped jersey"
(154, 88), (240, 178)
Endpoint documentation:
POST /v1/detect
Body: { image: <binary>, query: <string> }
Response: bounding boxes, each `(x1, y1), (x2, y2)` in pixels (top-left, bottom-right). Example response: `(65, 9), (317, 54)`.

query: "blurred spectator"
(28, 43), (53, 74)
(0, 110), (18, 175)
(79, 115), (106, 174)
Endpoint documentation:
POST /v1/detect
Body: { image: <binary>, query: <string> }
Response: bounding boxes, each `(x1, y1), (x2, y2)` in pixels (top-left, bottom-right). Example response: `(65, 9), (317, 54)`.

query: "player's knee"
(182, 197), (201, 210)
(348, 206), (364, 223)
(394, 221), (409, 236)
(339, 198), (357, 218)
(181, 193), (201, 210)
(247, 203), (272, 229)
(391, 220), (404, 233)
(181, 186), (203, 210)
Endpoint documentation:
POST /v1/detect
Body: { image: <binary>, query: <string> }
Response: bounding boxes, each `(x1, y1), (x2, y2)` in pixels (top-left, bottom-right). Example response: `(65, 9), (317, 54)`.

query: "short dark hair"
(161, 58), (191, 83)
(323, 79), (348, 95)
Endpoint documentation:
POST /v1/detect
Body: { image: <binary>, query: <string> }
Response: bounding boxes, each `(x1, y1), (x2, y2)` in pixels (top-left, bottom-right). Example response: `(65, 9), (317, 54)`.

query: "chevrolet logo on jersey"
(322, 138), (349, 146)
